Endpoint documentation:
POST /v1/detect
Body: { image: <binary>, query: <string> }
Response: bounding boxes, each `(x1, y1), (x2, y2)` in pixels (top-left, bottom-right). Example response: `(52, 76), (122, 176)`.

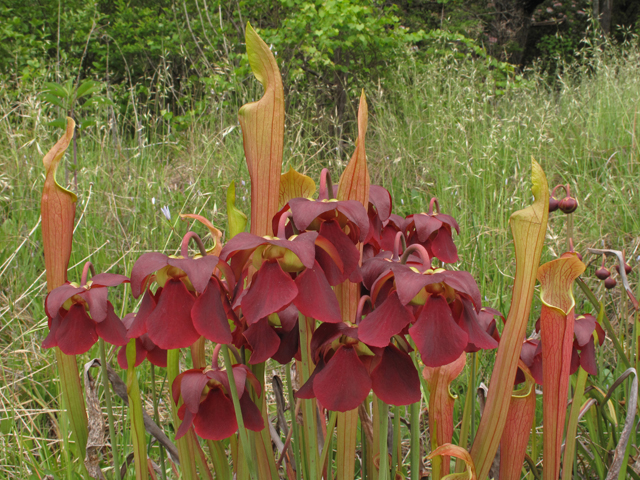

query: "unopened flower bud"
(595, 266), (610, 280)
(549, 196), (559, 212)
(614, 263), (632, 275)
(604, 276), (617, 289)
(558, 196), (578, 214)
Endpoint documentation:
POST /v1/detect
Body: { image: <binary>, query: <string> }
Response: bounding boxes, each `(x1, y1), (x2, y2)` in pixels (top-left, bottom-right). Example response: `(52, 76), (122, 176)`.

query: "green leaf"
(44, 82), (68, 99)
(76, 85), (100, 100)
(41, 93), (65, 109)
(46, 118), (68, 129)
(75, 80), (97, 99)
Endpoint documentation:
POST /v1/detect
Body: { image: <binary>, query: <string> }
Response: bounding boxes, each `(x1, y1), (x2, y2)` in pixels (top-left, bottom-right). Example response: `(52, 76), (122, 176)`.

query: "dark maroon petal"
(391, 265), (446, 306)
(296, 357), (325, 399)
(369, 185), (392, 222)
(457, 297), (499, 352)
(55, 303), (99, 355)
(288, 198), (340, 230)
(380, 223), (402, 252)
(168, 255), (219, 294)
(294, 262), (342, 323)
(429, 227), (458, 264)
(192, 388), (238, 440)
(243, 317), (281, 364)
(316, 220), (360, 286)
(278, 304), (299, 331)
(435, 213), (460, 233)
(176, 407), (195, 440)
(272, 322), (300, 365)
(127, 287), (157, 338)
(594, 323), (605, 346)
(310, 323), (358, 362)
(117, 339), (147, 369)
(180, 370), (212, 414)
(233, 364), (262, 398)
(442, 271), (482, 311)
(89, 273), (129, 287)
(146, 279), (199, 350)
(241, 261), (298, 325)
(219, 232), (267, 261)
(359, 292), (413, 348)
(192, 279), (232, 344)
(46, 284), (85, 318)
(361, 256), (394, 290)
(570, 347), (580, 375)
(239, 394), (265, 431)
(130, 252), (168, 298)
(267, 231), (319, 269)
(335, 200), (370, 242)
(313, 346), (372, 412)
(574, 315), (597, 347)
(147, 345), (167, 367)
(579, 338), (598, 376)
(80, 287), (109, 323)
(371, 345), (421, 405)
(412, 214), (442, 243)
(42, 312), (61, 349)
(520, 339), (540, 368)
(96, 302), (128, 346)
(409, 295), (468, 367)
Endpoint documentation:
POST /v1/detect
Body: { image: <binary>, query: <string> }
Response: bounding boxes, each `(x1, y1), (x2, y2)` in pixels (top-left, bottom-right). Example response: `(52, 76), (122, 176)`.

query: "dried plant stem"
(99, 339), (121, 480)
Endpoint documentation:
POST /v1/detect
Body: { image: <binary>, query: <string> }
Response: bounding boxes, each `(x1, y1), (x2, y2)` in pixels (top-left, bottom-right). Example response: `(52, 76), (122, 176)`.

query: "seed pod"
(595, 266), (610, 280)
(558, 196), (578, 214)
(549, 196), (559, 213)
(614, 263), (632, 275)
(604, 276), (617, 289)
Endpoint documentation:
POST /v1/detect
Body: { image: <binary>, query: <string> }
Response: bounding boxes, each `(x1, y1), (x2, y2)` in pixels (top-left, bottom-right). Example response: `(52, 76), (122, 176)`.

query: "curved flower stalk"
(499, 362), (537, 480)
(537, 252), (585, 480)
(423, 353), (466, 479)
(470, 160), (549, 480)
(44, 262), (129, 354)
(40, 118), (88, 459)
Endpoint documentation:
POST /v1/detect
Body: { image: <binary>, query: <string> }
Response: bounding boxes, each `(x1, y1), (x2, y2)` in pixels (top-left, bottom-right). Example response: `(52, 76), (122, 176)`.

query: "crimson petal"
(146, 345), (167, 367)
(296, 357), (325, 399)
(241, 261), (298, 325)
(176, 407), (195, 440)
(89, 273), (129, 287)
(359, 292), (413, 347)
(578, 338), (598, 376)
(272, 322), (300, 364)
(392, 265), (446, 306)
(127, 287), (157, 338)
(369, 185), (392, 222)
(81, 287), (109, 323)
(371, 345), (421, 405)
(192, 388), (238, 440)
(192, 279), (232, 344)
(95, 302), (128, 346)
(294, 261), (342, 323)
(457, 297), (499, 352)
(117, 339), (147, 369)
(243, 317), (281, 364)
(239, 394), (265, 431)
(267, 232), (318, 269)
(146, 279), (199, 350)
(55, 303), (99, 355)
(314, 346), (372, 412)
(429, 227), (458, 264)
(168, 255), (219, 294)
(442, 271), (482, 311)
(409, 295), (468, 367)
(413, 214), (442, 243)
(288, 198), (340, 230)
(180, 370), (212, 414)
(42, 312), (61, 349)
(574, 314), (596, 347)
(130, 252), (168, 298)
(46, 284), (85, 318)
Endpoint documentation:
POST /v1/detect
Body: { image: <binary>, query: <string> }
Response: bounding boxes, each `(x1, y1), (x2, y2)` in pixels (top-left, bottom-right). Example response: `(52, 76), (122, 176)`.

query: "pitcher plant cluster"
(38, 23), (638, 480)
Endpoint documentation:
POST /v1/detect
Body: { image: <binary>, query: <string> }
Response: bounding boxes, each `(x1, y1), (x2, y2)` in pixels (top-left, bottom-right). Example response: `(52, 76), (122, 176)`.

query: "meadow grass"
(0, 43), (639, 477)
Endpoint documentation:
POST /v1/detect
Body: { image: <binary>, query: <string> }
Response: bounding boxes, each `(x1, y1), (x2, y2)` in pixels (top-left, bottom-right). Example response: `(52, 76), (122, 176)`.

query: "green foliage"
(41, 78), (113, 130)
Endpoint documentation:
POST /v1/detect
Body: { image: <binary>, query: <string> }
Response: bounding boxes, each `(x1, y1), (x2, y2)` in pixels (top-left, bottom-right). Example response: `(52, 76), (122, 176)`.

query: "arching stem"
(180, 231), (208, 258)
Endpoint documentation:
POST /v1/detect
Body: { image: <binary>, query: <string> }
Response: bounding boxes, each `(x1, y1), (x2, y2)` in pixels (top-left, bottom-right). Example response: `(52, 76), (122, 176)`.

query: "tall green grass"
(0, 42), (639, 477)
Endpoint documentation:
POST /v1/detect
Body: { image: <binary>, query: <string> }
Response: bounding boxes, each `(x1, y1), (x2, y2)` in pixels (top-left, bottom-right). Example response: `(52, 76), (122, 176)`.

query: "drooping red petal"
(442, 270), (482, 311)
(89, 273), (129, 287)
(371, 345), (421, 405)
(335, 200), (370, 242)
(288, 197), (339, 230)
(369, 185), (392, 222)
(117, 339), (147, 369)
(176, 406), (195, 440)
(267, 232), (318, 269)
(578, 338), (598, 376)
(296, 357), (325, 399)
(168, 255), (219, 294)
(272, 321), (300, 364)
(45, 284), (85, 318)
(243, 317), (281, 364)
(180, 370), (212, 414)
(80, 287), (109, 323)
(239, 394), (265, 431)
(429, 226), (458, 264)
(95, 302), (128, 346)
(310, 323), (358, 362)
(412, 214), (442, 243)
(409, 295), (468, 367)
(192, 279), (232, 344)
(146, 345), (168, 367)
(313, 346), (372, 412)
(130, 252), (168, 298)
(146, 278), (199, 350)
(192, 388), (238, 440)
(574, 314), (597, 347)
(42, 312), (61, 349)
(392, 265), (446, 306)
(318, 220), (361, 285)
(358, 292), (413, 347)
(278, 304), (299, 331)
(232, 363), (262, 398)
(55, 303), (99, 355)
(294, 261), (342, 323)
(457, 297), (499, 352)
(241, 261), (298, 325)
(127, 287), (157, 338)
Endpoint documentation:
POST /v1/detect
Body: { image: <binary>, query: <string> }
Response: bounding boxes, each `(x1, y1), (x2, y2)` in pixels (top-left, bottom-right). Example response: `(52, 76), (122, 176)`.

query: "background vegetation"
(1, 0), (640, 477)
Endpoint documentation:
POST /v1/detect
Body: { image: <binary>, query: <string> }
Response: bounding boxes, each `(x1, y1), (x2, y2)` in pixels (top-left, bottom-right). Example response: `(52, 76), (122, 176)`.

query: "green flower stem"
(126, 339), (148, 480)
(150, 364), (167, 480)
(562, 367), (588, 480)
(221, 345), (258, 480)
(286, 364), (304, 480)
(319, 411), (337, 473)
(298, 315), (320, 480)
(167, 349), (198, 480)
(378, 398), (390, 480)
(207, 440), (231, 479)
(390, 405), (400, 479)
(99, 339), (120, 480)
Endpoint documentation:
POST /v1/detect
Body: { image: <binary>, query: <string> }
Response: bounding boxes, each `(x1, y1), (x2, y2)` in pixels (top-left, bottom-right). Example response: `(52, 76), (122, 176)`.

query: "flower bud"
(558, 196), (578, 214)
(595, 266), (610, 280)
(549, 196), (559, 213)
(604, 276), (617, 289)
(614, 263), (632, 275)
